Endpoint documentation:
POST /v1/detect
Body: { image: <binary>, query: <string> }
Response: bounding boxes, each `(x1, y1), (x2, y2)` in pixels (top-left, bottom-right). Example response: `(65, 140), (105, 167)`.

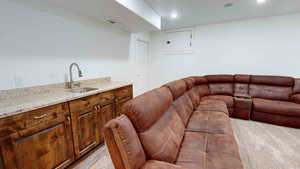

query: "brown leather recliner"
(202, 75), (235, 116)
(103, 76), (244, 169)
(249, 75), (300, 128)
(102, 74), (300, 169)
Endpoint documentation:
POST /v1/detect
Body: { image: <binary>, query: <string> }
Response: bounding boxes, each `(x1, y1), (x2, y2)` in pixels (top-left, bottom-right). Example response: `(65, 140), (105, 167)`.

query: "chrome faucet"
(68, 63), (83, 89)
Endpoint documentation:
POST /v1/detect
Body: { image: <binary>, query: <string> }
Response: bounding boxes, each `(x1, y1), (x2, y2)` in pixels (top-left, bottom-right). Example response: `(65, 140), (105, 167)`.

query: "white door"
(134, 39), (149, 96)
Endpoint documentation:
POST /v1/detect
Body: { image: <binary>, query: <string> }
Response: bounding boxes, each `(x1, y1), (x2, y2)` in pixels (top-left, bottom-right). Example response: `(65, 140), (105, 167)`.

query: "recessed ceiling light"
(257, 0), (267, 4)
(170, 12), (178, 19)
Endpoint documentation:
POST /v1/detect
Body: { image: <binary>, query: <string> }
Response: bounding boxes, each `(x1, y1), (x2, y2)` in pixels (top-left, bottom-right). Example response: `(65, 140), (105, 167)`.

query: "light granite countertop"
(0, 77), (132, 119)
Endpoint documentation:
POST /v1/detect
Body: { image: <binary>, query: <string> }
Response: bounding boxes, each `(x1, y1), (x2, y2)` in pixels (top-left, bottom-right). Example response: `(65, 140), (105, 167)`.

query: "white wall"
(0, 0), (150, 91)
(149, 13), (300, 88)
(2, 1), (299, 94)
(115, 0), (161, 29)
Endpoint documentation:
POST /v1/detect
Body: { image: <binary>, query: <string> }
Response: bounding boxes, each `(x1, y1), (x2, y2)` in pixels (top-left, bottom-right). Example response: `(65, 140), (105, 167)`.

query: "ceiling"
(145, 0), (300, 30)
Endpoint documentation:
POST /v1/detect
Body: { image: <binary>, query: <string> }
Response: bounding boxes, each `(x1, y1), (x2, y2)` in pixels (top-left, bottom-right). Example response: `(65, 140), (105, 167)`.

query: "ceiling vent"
(224, 2), (234, 7)
(106, 20), (117, 24)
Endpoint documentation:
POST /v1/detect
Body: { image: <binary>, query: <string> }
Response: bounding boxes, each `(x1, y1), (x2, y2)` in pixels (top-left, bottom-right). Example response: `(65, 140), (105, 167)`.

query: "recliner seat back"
(164, 80), (194, 126)
(249, 75), (294, 101)
(191, 76), (210, 98)
(122, 87), (185, 163)
(205, 75), (234, 96)
(234, 74), (251, 96)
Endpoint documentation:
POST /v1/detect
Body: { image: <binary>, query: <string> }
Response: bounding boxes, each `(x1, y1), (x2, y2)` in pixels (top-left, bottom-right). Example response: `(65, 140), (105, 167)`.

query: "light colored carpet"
(231, 119), (300, 169)
(73, 119), (300, 169)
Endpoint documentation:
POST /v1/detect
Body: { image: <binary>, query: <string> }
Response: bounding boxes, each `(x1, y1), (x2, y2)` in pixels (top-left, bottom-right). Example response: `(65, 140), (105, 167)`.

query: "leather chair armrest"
(141, 160), (187, 169)
(234, 93), (251, 99)
(291, 94), (300, 104)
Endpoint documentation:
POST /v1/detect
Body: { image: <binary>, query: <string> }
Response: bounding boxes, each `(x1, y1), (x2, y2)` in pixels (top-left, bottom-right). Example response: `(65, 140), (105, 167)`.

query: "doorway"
(134, 39), (149, 96)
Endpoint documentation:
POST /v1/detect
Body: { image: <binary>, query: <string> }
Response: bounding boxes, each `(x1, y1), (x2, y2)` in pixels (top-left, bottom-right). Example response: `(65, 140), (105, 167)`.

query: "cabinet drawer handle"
(102, 103), (112, 108)
(122, 89), (129, 93)
(117, 96), (131, 102)
(33, 114), (48, 119)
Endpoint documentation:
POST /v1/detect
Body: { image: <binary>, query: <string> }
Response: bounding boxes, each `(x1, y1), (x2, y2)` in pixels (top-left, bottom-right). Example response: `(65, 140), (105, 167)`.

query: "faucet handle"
(79, 70), (83, 77)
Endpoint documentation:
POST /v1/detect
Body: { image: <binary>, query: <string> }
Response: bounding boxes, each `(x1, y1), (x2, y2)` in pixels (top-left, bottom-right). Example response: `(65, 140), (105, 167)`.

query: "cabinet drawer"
(25, 103), (68, 128)
(98, 91), (115, 105)
(0, 103), (68, 138)
(0, 115), (26, 138)
(115, 85), (132, 99)
(69, 95), (99, 113)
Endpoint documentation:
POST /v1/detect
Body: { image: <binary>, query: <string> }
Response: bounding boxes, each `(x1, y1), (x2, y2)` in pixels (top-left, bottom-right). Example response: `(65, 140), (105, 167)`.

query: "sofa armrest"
(141, 160), (187, 169)
(291, 94), (300, 104)
(234, 93), (251, 99)
(102, 115), (146, 169)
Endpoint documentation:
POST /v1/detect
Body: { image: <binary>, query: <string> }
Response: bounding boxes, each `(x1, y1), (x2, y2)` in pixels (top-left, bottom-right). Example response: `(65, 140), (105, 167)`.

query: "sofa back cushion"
(171, 93), (194, 126)
(139, 107), (185, 163)
(194, 84), (210, 97)
(192, 76), (208, 85)
(182, 77), (195, 90)
(234, 74), (250, 95)
(164, 80), (187, 100)
(205, 75), (234, 96)
(249, 75), (294, 101)
(251, 75), (294, 86)
(185, 87), (201, 108)
(123, 87), (173, 132)
(123, 87), (184, 163)
(102, 115), (146, 169)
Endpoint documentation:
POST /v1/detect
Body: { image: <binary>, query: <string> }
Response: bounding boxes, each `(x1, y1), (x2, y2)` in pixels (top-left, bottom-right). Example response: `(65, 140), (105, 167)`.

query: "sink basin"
(69, 87), (98, 93)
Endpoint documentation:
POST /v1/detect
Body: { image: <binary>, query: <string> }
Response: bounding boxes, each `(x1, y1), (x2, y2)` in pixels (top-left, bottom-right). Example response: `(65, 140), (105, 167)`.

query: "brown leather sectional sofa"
(102, 75), (300, 169)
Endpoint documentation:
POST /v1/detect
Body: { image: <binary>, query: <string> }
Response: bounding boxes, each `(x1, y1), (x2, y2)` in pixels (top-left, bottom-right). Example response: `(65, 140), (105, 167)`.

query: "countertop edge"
(0, 82), (133, 119)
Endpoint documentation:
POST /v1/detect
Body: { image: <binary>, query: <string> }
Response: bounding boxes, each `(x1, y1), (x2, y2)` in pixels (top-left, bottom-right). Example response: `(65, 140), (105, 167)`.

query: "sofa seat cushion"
(176, 132), (243, 169)
(253, 98), (300, 117)
(196, 99), (228, 115)
(202, 95), (234, 109)
(187, 111), (234, 135)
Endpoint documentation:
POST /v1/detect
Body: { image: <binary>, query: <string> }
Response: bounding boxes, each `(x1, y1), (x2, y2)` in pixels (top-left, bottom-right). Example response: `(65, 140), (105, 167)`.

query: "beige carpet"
(231, 119), (300, 169)
(72, 119), (300, 169)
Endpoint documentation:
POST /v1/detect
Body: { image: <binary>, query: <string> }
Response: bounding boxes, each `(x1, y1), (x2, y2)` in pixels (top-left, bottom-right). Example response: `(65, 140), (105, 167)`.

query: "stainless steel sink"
(69, 87), (98, 93)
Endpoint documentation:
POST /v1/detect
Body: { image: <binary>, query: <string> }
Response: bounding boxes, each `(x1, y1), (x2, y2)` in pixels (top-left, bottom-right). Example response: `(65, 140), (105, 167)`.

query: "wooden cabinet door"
(69, 96), (100, 158)
(71, 107), (99, 158)
(115, 85), (133, 117)
(97, 103), (114, 143)
(0, 146), (4, 169)
(3, 119), (74, 169)
(116, 96), (132, 117)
